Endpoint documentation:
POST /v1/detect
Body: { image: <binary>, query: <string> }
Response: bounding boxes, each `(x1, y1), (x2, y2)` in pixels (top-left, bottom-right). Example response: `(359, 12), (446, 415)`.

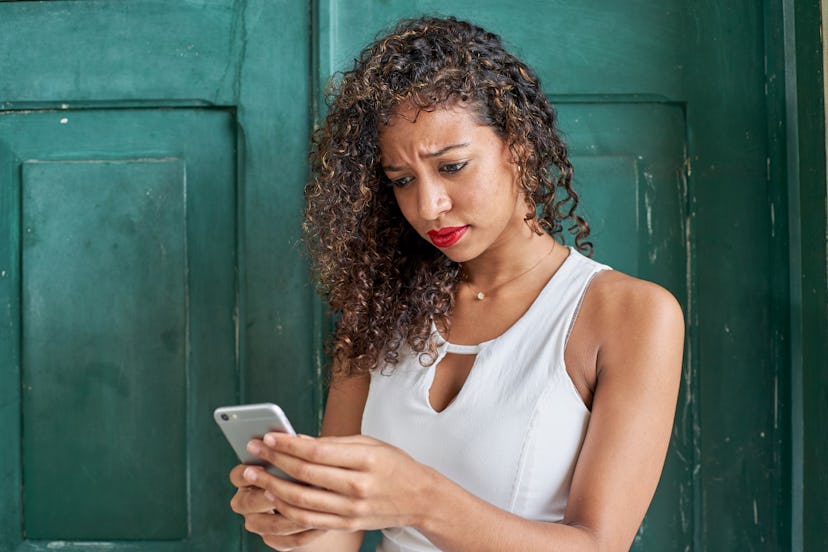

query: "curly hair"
(304, 16), (591, 376)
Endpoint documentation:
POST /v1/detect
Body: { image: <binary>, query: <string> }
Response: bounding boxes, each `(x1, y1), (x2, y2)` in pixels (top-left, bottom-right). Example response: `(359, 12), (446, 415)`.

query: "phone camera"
(220, 413), (230, 421)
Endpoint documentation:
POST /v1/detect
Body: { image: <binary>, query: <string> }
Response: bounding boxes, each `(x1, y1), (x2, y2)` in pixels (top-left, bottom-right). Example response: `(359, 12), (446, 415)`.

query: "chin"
(435, 245), (482, 264)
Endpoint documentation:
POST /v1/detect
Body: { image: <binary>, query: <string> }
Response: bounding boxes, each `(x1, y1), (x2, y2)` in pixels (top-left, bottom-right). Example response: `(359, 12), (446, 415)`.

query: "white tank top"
(361, 247), (610, 552)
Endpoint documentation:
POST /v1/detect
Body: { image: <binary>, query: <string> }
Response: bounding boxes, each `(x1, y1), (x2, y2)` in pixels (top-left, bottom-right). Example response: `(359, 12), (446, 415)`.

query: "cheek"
(475, 165), (519, 205)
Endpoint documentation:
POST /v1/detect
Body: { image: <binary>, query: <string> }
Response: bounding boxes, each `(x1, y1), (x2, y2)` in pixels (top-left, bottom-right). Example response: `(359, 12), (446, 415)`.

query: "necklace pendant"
(475, 291), (485, 301)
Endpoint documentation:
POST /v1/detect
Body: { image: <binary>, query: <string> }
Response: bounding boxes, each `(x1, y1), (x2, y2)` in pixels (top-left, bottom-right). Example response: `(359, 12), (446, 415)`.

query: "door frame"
(782, 0), (827, 550)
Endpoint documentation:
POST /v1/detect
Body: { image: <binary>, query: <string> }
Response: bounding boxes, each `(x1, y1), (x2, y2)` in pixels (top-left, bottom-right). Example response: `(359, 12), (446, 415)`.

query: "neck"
(462, 230), (558, 291)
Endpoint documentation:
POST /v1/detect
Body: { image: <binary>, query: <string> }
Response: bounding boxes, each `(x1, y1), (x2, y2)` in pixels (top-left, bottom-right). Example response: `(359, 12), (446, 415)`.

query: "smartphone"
(214, 402), (299, 482)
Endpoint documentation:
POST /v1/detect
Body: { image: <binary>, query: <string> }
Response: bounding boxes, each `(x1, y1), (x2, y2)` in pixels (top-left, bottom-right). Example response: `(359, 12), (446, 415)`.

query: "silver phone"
(214, 402), (298, 482)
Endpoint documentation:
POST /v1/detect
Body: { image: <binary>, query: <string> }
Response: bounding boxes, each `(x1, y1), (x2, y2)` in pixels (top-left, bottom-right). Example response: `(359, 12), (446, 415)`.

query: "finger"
(231, 484), (280, 515)
(231, 463), (263, 487)
(269, 493), (362, 532)
(251, 443), (365, 496)
(242, 510), (327, 552)
(243, 512), (314, 537)
(263, 433), (378, 471)
(261, 529), (326, 551)
(291, 433), (375, 446)
(243, 466), (360, 516)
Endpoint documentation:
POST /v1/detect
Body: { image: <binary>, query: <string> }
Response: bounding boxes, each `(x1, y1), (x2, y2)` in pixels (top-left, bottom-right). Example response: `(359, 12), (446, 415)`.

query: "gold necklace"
(466, 246), (555, 301)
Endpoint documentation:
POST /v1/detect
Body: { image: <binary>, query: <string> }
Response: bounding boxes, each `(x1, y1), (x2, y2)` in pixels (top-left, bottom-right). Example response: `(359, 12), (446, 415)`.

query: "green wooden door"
(0, 1), (315, 550)
(316, 1), (794, 551)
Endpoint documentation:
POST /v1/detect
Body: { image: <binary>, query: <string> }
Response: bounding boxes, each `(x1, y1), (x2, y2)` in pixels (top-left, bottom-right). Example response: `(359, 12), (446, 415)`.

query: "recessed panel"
(0, 2), (238, 104)
(570, 155), (639, 274)
(557, 102), (687, 287)
(21, 159), (188, 540)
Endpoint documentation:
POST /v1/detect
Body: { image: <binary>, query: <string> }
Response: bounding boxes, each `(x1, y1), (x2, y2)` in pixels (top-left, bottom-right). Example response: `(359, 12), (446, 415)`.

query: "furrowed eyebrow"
(424, 142), (470, 158)
(382, 142), (470, 172)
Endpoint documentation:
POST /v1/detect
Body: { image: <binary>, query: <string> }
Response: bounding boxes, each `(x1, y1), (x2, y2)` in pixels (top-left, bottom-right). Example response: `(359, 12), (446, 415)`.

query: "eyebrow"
(382, 142), (470, 172)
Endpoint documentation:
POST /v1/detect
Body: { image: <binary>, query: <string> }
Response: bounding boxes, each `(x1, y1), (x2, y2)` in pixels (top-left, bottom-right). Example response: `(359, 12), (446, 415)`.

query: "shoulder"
(585, 269), (683, 337)
(580, 269), (684, 377)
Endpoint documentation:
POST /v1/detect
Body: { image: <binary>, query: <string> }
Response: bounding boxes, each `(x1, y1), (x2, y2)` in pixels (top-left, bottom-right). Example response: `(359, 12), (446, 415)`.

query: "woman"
(230, 16), (684, 552)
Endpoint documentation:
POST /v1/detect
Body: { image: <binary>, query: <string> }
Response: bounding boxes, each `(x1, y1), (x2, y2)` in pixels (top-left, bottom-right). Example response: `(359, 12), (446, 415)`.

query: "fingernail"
(263, 433), (277, 446)
(247, 440), (262, 455)
(243, 467), (258, 482)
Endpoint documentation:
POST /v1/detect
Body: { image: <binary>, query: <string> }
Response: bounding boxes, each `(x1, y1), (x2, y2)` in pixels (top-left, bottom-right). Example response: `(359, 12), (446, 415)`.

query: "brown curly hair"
(304, 16), (591, 375)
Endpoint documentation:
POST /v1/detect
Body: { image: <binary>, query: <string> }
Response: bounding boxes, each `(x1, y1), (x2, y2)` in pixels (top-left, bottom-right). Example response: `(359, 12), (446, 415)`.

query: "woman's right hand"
(229, 464), (327, 551)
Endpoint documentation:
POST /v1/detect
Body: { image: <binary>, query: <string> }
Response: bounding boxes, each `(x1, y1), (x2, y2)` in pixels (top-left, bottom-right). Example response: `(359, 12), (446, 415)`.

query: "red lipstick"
(427, 226), (468, 248)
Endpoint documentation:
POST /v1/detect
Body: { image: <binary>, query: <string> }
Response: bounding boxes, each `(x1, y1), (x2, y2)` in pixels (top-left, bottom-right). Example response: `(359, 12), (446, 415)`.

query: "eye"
(388, 175), (414, 189)
(440, 161), (468, 175)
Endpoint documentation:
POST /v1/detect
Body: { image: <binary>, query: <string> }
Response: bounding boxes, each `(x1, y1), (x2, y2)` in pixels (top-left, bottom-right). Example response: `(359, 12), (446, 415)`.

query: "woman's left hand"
(244, 433), (435, 532)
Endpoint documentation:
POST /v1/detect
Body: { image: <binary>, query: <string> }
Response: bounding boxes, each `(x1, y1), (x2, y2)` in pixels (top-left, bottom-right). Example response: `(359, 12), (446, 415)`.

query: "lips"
(426, 225), (468, 248)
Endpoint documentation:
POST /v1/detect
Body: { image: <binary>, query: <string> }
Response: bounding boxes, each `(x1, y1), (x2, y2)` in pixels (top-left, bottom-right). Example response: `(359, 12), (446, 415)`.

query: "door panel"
(562, 102), (687, 279)
(0, 1), (239, 105)
(22, 159), (189, 540)
(0, 109), (239, 549)
(316, 0), (684, 99)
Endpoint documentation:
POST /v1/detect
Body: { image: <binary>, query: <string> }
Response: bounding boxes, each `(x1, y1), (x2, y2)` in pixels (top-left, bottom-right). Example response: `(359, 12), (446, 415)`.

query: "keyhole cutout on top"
(428, 352), (477, 412)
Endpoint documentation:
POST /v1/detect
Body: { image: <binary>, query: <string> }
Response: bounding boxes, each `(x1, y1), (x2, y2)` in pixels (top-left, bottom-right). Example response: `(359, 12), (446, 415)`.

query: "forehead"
(377, 102), (485, 153)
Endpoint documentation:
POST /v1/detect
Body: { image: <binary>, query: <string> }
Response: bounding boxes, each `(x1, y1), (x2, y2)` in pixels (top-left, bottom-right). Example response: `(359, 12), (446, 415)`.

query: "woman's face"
(378, 102), (528, 263)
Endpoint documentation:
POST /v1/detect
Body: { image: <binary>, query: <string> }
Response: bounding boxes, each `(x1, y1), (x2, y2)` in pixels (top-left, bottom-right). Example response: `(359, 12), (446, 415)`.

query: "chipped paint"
(679, 137), (700, 549)
(770, 201), (776, 238)
(773, 374), (778, 430)
(644, 180), (655, 263)
(59, 117), (68, 124)
(47, 543), (116, 549)
(753, 498), (759, 525)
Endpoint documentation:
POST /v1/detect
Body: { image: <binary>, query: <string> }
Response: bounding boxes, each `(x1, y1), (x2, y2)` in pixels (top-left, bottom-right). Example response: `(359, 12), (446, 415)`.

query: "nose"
(417, 176), (451, 221)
